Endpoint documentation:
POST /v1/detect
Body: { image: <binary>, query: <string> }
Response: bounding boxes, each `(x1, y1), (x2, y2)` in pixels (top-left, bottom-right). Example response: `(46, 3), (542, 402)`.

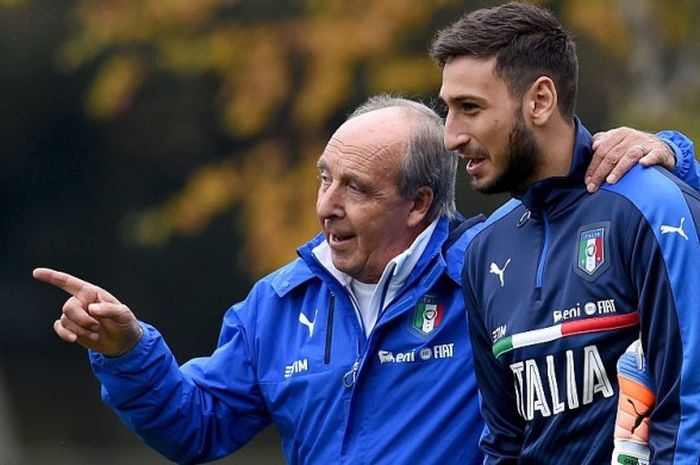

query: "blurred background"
(1, 0), (698, 463)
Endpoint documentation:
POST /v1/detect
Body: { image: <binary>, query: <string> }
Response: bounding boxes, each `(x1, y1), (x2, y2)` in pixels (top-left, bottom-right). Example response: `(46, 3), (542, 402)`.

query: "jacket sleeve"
(620, 173), (700, 464)
(89, 288), (270, 464)
(657, 130), (699, 190)
(464, 269), (525, 464)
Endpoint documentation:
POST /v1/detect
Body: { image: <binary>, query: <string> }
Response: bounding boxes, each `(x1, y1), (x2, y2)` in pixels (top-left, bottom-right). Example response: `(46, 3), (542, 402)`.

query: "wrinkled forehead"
(318, 108), (410, 173)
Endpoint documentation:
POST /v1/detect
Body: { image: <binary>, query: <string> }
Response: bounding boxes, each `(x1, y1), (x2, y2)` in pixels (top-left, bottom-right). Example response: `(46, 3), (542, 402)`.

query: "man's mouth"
(465, 156), (487, 176)
(329, 232), (356, 246)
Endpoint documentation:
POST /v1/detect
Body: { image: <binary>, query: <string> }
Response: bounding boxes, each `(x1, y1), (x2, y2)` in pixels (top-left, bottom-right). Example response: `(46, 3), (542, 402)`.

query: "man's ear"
(407, 187), (434, 228)
(524, 76), (558, 127)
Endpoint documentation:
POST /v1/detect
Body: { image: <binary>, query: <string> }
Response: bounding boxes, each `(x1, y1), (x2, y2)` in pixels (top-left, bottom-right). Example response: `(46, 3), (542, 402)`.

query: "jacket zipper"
(324, 293), (335, 364)
(345, 262), (396, 385)
(535, 212), (551, 300)
(342, 359), (360, 389)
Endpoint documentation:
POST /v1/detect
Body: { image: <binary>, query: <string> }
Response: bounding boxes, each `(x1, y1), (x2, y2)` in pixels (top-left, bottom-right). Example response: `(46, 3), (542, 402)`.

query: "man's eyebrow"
(314, 156), (369, 187)
(440, 93), (481, 104)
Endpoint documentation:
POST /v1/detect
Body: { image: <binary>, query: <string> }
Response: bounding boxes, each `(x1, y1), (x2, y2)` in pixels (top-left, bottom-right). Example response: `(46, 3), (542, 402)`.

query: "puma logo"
(299, 310), (317, 337)
(489, 258), (511, 288)
(660, 217), (689, 241)
(628, 399), (651, 435)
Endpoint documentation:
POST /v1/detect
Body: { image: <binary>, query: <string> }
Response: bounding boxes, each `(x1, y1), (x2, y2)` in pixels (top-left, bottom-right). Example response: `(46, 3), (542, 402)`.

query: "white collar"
(312, 219), (439, 336)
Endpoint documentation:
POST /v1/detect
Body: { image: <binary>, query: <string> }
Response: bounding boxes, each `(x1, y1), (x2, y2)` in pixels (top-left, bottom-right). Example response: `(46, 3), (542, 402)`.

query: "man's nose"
(317, 183), (344, 220)
(443, 113), (471, 151)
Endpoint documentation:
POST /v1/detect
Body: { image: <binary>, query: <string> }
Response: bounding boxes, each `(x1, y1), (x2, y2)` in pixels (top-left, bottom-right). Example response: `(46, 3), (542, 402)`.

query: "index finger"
(34, 267), (121, 305)
(33, 268), (95, 297)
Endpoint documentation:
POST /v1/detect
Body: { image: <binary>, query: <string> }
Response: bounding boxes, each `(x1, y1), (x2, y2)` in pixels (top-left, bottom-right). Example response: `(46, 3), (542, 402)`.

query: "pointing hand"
(33, 268), (142, 357)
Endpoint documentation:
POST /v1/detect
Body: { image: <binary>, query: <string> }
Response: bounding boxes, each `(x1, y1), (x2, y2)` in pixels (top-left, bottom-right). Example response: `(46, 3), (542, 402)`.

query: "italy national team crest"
(412, 295), (443, 335)
(575, 222), (611, 280)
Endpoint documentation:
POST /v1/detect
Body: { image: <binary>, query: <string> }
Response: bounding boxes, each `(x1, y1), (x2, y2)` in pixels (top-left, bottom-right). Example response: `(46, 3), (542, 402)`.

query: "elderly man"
(34, 94), (694, 464)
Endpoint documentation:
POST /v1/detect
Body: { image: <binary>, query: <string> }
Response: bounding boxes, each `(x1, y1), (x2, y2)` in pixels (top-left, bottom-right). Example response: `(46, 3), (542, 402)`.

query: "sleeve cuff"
(656, 130), (690, 179)
(89, 322), (158, 371)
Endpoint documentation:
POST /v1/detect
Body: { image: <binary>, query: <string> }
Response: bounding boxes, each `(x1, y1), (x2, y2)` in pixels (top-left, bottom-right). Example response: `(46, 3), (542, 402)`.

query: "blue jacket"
(90, 214), (486, 464)
(463, 123), (700, 464)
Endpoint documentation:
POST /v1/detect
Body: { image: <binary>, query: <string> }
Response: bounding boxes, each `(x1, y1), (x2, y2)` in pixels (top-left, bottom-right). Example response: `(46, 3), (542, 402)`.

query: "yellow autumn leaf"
(86, 54), (145, 118)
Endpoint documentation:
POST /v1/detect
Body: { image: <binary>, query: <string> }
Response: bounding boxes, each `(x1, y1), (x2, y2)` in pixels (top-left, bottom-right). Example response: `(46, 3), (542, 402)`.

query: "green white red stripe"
(492, 312), (639, 358)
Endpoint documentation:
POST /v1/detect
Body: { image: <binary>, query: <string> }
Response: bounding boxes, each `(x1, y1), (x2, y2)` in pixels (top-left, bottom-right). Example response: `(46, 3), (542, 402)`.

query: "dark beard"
(475, 112), (541, 195)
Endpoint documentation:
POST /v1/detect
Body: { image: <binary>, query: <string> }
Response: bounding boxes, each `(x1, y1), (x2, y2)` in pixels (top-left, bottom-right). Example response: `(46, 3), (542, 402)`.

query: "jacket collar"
(272, 215), (475, 297)
(515, 118), (593, 216)
(311, 218), (438, 289)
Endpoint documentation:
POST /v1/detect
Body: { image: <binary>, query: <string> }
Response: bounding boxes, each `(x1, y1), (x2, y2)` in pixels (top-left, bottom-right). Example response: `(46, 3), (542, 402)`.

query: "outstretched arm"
(33, 267), (270, 463)
(33, 268), (142, 356)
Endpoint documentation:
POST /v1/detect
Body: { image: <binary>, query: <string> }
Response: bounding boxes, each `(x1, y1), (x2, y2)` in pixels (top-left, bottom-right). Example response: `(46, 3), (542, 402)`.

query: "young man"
(433, 3), (699, 464)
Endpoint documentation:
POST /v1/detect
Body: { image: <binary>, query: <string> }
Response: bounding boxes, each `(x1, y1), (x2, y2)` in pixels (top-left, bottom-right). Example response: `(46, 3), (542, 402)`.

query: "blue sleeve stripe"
(602, 166), (700, 462)
(465, 198), (523, 250)
(484, 198), (522, 227)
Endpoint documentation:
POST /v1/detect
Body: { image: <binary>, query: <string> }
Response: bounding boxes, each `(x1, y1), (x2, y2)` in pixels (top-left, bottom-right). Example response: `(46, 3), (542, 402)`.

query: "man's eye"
(462, 102), (480, 112)
(349, 183), (364, 193)
(318, 174), (332, 188)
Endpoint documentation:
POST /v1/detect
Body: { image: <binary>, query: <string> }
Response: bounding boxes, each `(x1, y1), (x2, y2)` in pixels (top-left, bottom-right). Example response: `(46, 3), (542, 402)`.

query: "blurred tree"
(564, 0), (700, 136)
(57, 0), (457, 275)
(54, 0), (700, 275)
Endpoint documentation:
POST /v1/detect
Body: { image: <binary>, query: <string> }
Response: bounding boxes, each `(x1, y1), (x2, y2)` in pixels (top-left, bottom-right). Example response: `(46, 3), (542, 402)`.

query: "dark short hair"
(348, 95), (457, 223)
(430, 1), (578, 121)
